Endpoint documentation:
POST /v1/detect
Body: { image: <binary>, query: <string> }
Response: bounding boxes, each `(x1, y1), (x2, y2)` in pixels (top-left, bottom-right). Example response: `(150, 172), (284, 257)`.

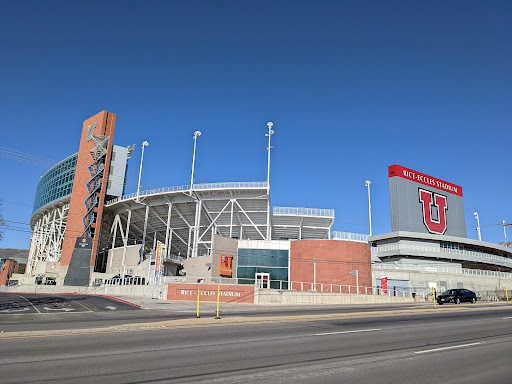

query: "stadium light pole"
(265, 122), (274, 240)
(365, 180), (372, 237)
(474, 212), (481, 241)
(502, 221), (507, 245)
(136, 141), (149, 202)
(190, 131), (201, 195)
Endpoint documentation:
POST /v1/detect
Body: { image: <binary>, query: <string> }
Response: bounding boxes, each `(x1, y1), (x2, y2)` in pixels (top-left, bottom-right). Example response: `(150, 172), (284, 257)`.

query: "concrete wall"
(184, 255), (213, 283)
(0, 283), (168, 300)
(254, 289), (414, 305)
(106, 245), (142, 275)
(211, 235), (238, 283)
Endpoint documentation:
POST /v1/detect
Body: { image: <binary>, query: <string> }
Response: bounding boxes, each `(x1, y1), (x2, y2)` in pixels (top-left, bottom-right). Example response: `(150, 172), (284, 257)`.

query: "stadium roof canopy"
(102, 181), (338, 257)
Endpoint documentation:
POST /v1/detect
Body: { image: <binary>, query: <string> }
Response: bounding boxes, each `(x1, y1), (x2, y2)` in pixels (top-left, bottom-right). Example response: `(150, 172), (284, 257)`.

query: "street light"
(190, 131), (201, 195)
(136, 141), (149, 202)
(265, 122), (274, 187)
(474, 212), (481, 241)
(502, 221), (508, 245)
(265, 122), (274, 240)
(365, 180), (372, 237)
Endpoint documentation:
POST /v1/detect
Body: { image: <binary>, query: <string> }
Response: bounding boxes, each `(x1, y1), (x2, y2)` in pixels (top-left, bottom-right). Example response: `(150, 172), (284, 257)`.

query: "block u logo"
(419, 189), (448, 234)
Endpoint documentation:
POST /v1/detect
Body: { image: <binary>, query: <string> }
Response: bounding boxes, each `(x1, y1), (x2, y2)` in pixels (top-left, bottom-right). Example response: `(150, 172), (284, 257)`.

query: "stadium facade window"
(32, 153), (78, 214)
(237, 248), (289, 289)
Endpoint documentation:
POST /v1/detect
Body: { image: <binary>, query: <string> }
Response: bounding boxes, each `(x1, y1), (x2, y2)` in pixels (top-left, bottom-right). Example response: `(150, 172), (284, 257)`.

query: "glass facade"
(237, 248), (289, 289)
(32, 153), (78, 214)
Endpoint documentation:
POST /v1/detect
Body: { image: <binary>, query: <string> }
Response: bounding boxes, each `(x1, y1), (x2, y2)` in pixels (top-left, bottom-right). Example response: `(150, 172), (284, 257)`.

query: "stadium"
(11, 110), (512, 302)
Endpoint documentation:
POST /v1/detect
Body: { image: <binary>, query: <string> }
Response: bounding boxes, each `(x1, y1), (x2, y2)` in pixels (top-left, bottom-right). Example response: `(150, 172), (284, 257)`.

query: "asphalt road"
(0, 305), (511, 383)
(0, 292), (507, 333)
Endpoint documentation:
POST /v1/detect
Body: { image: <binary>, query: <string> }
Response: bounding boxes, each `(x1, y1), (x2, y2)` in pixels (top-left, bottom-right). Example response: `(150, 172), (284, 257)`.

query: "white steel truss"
(27, 204), (69, 276)
(99, 182), (335, 263)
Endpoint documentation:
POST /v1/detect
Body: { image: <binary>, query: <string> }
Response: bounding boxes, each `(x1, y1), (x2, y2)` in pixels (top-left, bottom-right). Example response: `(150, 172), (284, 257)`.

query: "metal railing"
(331, 231), (369, 243)
(105, 181), (268, 206)
(183, 276), (411, 297)
(375, 243), (512, 265)
(372, 263), (512, 279)
(272, 206), (335, 218)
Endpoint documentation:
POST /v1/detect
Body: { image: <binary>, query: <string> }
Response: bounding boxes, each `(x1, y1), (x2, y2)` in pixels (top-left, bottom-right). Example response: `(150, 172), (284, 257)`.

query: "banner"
(381, 276), (388, 295)
(219, 254), (233, 277)
(154, 241), (163, 285)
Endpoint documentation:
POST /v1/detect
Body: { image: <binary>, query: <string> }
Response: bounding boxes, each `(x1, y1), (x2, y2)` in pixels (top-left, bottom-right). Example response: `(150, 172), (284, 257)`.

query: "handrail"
(331, 231), (368, 242)
(105, 181), (268, 206)
(272, 206), (335, 218)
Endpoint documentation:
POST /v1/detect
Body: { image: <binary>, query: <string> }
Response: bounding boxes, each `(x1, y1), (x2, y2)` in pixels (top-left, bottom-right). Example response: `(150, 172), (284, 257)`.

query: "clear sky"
(0, 0), (511, 249)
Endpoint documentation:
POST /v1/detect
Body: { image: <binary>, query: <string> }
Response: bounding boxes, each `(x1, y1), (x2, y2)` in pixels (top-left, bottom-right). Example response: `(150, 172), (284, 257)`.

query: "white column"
(193, 199), (202, 257)
(122, 210), (132, 277)
(165, 203), (172, 258)
(229, 200), (234, 238)
(140, 205), (150, 263)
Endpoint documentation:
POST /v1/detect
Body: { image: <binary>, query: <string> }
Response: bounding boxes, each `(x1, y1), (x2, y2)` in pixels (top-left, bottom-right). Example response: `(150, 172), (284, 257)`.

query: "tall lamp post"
(365, 180), (372, 237)
(474, 212), (481, 241)
(136, 141), (149, 202)
(190, 131), (201, 195)
(502, 221), (508, 245)
(266, 122), (274, 240)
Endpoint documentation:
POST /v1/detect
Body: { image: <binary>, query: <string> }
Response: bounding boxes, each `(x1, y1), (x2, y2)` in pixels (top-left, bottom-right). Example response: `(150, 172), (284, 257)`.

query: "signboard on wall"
(219, 254), (233, 277)
(388, 164), (467, 238)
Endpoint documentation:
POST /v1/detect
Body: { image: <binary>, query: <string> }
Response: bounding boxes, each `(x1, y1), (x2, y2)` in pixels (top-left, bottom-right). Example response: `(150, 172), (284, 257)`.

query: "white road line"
(502, 317), (512, 319)
(415, 342), (482, 354)
(315, 328), (381, 336)
(16, 295), (41, 314)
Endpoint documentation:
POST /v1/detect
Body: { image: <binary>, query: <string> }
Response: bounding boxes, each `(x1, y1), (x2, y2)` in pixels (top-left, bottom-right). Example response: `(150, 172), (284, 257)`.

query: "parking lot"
(0, 292), (140, 314)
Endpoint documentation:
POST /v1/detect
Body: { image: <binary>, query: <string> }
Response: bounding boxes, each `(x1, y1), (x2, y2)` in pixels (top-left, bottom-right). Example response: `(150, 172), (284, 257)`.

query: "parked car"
(437, 289), (477, 304)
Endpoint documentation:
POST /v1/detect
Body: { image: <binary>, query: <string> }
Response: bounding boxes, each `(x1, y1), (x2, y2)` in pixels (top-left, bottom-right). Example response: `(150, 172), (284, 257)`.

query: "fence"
(183, 276), (412, 298)
(331, 231), (369, 243)
(106, 181), (268, 206)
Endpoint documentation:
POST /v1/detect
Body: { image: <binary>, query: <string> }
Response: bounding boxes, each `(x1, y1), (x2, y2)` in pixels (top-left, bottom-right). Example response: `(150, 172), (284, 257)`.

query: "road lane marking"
(502, 317), (512, 319)
(415, 342), (482, 354)
(72, 300), (94, 312)
(17, 295), (41, 314)
(315, 328), (381, 336)
(43, 307), (75, 312)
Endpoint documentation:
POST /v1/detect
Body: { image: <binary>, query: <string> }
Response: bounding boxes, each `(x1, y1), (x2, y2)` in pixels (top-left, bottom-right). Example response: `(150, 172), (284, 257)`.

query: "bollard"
(506, 288), (509, 302)
(196, 287), (200, 318)
(215, 285), (221, 319)
(432, 287), (436, 308)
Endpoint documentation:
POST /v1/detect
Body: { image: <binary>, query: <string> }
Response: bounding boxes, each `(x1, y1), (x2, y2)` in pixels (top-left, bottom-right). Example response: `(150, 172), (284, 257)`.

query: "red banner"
(381, 276), (388, 295)
(219, 254), (233, 277)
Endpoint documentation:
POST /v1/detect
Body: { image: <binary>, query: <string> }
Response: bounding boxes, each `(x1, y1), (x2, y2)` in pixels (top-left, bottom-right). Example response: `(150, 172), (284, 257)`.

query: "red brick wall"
(290, 240), (371, 292)
(0, 259), (19, 286)
(61, 111), (116, 267)
(167, 284), (255, 303)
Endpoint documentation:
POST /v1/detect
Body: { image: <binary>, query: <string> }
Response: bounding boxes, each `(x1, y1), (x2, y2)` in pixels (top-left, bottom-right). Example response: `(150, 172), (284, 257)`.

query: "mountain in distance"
(0, 248), (28, 265)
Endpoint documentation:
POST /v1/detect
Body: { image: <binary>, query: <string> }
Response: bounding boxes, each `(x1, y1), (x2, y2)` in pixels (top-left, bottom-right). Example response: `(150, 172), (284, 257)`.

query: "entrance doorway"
(255, 273), (270, 289)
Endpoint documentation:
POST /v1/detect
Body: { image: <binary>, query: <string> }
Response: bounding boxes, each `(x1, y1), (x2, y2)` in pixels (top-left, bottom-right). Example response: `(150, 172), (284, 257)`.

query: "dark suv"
(437, 289), (477, 305)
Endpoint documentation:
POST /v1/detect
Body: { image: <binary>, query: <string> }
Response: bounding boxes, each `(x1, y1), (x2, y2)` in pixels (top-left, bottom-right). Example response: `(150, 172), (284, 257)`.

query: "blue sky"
(0, 0), (511, 249)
